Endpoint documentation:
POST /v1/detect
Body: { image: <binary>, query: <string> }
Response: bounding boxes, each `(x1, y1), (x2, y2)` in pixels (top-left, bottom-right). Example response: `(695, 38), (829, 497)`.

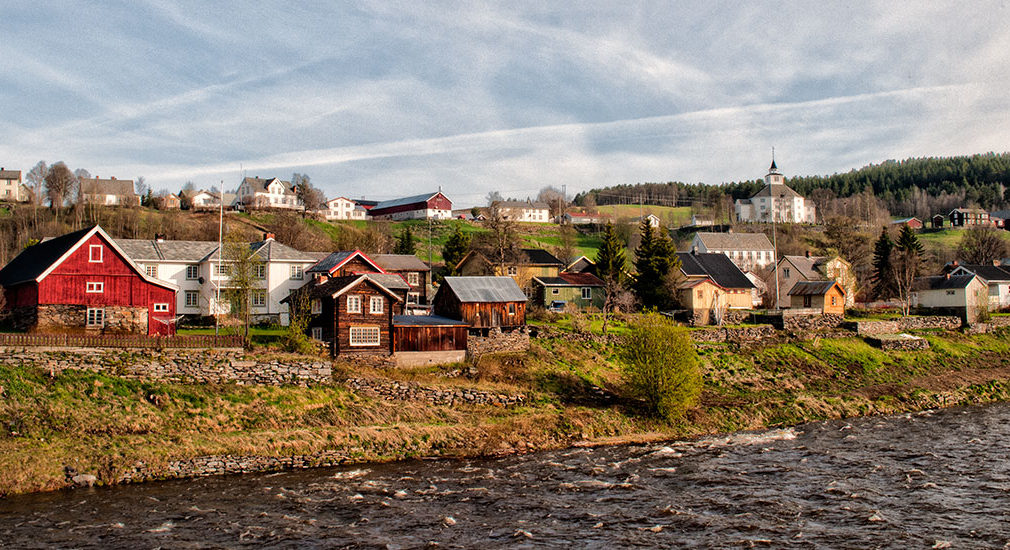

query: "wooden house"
(532, 272), (605, 311)
(891, 217), (923, 229)
(787, 280), (845, 315)
(373, 254), (432, 306)
(392, 315), (468, 354)
(912, 274), (987, 323)
(307, 250), (386, 279)
(433, 276), (527, 329)
(931, 214), (945, 229)
(0, 225), (177, 335)
(565, 255), (596, 274)
(675, 251), (755, 325)
(297, 274), (402, 357)
(455, 248), (564, 293)
(949, 208), (991, 227)
(769, 253), (856, 308)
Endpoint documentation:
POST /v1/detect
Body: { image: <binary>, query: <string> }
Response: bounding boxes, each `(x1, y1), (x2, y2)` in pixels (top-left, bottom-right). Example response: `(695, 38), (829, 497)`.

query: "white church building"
(735, 160), (816, 224)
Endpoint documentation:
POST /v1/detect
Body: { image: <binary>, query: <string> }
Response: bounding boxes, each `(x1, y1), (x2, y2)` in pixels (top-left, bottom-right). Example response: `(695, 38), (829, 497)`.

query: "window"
(153, 303), (169, 312)
(252, 290), (267, 307)
(86, 281), (104, 293)
(253, 264), (266, 279)
(407, 272), (419, 286)
(830, 296), (837, 306)
(145, 265), (158, 278)
(86, 307), (104, 327)
(784, 268), (791, 278)
(508, 303), (516, 315)
(89, 245), (103, 263)
(346, 295), (362, 313)
(697, 289), (703, 299)
(507, 266), (518, 276)
(370, 296), (384, 314)
(407, 292), (419, 304)
(581, 287), (592, 300)
(186, 265), (199, 280)
(803, 295), (812, 308)
(216, 263), (230, 276)
(551, 288), (559, 295)
(311, 299), (322, 314)
(311, 327), (322, 340)
(290, 265), (304, 280)
(946, 290), (956, 296)
(349, 326), (380, 346)
(185, 290), (199, 308)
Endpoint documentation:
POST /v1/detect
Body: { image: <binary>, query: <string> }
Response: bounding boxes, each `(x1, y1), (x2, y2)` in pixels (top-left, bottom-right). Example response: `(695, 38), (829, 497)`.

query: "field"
(594, 205), (692, 227)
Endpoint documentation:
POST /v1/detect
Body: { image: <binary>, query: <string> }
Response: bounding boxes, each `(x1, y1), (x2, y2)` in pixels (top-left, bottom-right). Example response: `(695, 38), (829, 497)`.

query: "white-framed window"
(253, 264), (266, 279)
(507, 266), (518, 276)
(311, 299), (322, 314)
(290, 265), (304, 280)
(311, 327), (322, 340)
(407, 272), (419, 286)
(86, 281), (104, 293)
(89, 245), (103, 263)
(145, 265), (158, 278)
(216, 263), (230, 276)
(349, 326), (380, 346)
(370, 296), (384, 314)
(407, 292), (419, 304)
(252, 290), (267, 307)
(153, 303), (169, 312)
(86, 307), (104, 327)
(186, 264), (199, 280)
(581, 287), (592, 300)
(185, 290), (199, 308)
(346, 295), (362, 313)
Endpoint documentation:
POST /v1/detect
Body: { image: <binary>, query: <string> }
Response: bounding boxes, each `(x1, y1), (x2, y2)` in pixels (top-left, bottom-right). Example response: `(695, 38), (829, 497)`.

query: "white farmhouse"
(320, 197), (367, 220)
(118, 234), (325, 325)
(735, 161), (816, 224)
(0, 167), (28, 202)
(493, 200), (552, 223)
(690, 231), (776, 271)
(236, 176), (302, 210)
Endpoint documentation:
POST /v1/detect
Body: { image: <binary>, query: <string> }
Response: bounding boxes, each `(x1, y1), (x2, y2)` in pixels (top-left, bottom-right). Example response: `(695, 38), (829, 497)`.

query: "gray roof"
(676, 252), (755, 290)
(788, 280), (840, 296)
(751, 183), (801, 199)
(373, 254), (430, 272)
(495, 200), (550, 209)
(80, 177), (135, 197)
(307, 250), (384, 273)
(365, 272), (410, 291)
(441, 276), (527, 302)
(915, 274), (977, 290)
(781, 255), (828, 279)
(373, 191), (446, 211)
(947, 264), (1010, 282)
(392, 314), (467, 327)
(249, 240), (327, 262)
(0, 169), (21, 180)
(118, 239), (220, 262)
(242, 177), (295, 195)
(695, 232), (774, 251)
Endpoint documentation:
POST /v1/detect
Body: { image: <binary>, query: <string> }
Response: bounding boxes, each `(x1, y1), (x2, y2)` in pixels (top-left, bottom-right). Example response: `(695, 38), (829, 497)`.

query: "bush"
(620, 313), (701, 421)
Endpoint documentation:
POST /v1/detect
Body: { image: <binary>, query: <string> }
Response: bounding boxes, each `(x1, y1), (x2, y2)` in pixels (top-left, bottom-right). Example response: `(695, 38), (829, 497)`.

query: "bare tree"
(957, 225), (1008, 265)
(25, 160), (47, 230)
(292, 173), (325, 213)
(44, 162), (76, 222)
(892, 248), (921, 317)
(537, 186), (566, 218)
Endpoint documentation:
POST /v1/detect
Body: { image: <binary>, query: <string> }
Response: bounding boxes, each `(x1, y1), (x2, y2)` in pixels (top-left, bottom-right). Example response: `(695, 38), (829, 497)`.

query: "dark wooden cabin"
(306, 249), (386, 279)
(433, 276), (527, 329)
(392, 315), (468, 352)
(295, 274), (403, 357)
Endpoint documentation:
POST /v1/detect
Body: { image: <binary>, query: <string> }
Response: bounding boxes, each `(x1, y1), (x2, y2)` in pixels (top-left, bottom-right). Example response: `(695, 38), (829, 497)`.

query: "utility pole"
(215, 179), (224, 339)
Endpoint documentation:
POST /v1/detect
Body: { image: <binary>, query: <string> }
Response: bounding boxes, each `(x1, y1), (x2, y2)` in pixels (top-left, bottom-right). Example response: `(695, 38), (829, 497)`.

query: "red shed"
(0, 225), (178, 335)
(368, 191), (453, 220)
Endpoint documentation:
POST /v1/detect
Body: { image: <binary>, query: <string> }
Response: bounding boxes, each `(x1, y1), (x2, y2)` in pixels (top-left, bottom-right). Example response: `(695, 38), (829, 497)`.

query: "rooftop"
(441, 276), (527, 302)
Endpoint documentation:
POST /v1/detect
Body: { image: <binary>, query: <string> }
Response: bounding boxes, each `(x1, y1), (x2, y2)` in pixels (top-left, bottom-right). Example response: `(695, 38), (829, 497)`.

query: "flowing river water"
(3, 404), (1010, 548)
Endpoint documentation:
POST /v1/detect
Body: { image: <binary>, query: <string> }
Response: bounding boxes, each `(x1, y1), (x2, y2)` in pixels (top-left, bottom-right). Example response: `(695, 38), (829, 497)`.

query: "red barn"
(367, 191), (452, 220)
(0, 225), (177, 335)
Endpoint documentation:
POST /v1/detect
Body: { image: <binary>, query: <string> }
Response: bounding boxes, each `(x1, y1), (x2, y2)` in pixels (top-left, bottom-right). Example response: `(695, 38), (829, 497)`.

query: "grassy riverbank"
(4, 328), (1010, 495)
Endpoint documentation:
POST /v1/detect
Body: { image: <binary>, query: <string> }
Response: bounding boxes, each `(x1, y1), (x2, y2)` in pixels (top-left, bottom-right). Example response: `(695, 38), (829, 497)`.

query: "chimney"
(110, 176), (115, 180)
(945, 273), (951, 280)
(952, 260), (959, 267)
(805, 250), (810, 258)
(264, 232), (275, 240)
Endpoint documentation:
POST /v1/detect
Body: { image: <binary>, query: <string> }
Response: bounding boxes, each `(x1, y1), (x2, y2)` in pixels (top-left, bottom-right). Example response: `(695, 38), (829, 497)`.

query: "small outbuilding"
(433, 276), (527, 329)
(532, 272), (605, 311)
(787, 280), (846, 315)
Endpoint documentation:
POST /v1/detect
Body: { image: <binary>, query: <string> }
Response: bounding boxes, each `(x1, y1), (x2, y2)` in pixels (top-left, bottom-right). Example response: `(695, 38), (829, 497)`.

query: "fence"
(0, 333), (244, 349)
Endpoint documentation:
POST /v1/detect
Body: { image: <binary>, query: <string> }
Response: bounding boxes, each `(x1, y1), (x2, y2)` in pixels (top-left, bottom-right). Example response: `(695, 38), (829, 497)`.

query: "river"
(3, 404), (1010, 548)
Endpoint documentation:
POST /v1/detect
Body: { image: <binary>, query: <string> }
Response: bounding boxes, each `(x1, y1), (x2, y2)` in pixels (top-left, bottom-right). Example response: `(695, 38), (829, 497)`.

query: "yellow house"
(788, 280), (846, 315)
(675, 251), (756, 325)
(456, 248), (564, 293)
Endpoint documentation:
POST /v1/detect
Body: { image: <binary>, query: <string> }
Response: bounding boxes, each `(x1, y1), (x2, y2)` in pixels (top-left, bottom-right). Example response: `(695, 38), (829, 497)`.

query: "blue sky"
(2, 2), (1009, 207)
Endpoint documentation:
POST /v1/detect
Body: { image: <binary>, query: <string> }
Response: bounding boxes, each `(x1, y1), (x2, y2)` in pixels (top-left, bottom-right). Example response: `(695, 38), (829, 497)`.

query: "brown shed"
(392, 314), (468, 352)
(433, 276), (527, 329)
(787, 280), (845, 315)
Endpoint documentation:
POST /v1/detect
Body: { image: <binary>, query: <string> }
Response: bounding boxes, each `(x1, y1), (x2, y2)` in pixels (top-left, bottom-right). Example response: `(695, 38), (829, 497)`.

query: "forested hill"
(574, 152), (1010, 216)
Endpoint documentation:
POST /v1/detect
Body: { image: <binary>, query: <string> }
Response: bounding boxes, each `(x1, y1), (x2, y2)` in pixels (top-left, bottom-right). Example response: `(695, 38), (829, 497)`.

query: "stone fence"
(343, 377), (526, 407)
(117, 452), (355, 485)
(850, 316), (962, 335)
(1, 349), (331, 386)
(689, 325), (777, 344)
(467, 327), (530, 356)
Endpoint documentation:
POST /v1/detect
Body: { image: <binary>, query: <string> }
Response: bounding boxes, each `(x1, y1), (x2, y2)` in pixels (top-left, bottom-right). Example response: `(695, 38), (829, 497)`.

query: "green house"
(532, 273), (605, 311)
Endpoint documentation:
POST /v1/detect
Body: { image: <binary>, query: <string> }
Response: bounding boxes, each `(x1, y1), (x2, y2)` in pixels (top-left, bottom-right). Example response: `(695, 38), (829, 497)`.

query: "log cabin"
(292, 274), (403, 357)
(433, 276), (527, 330)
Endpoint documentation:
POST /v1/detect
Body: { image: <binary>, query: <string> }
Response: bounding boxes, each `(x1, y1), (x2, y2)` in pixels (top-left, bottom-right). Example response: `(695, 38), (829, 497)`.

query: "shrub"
(620, 313), (701, 421)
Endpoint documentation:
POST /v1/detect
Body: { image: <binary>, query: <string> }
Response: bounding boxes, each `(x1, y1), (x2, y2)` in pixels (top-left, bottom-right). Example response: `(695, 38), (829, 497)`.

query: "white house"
(946, 263), (1010, 310)
(320, 197), (368, 220)
(493, 200), (552, 223)
(690, 232), (776, 272)
(236, 177), (302, 210)
(0, 167), (27, 202)
(912, 274), (987, 321)
(735, 160), (816, 224)
(117, 234), (326, 325)
(79, 176), (138, 206)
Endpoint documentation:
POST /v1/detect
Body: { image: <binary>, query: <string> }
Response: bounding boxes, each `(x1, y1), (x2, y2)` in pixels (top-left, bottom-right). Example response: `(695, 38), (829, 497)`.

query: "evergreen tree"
(441, 223), (471, 275)
(633, 219), (678, 309)
(394, 226), (415, 255)
(893, 224), (924, 316)
(594, 222), (626, 283)
(871, 227), (896, 299)
(895, 224), (924, 257)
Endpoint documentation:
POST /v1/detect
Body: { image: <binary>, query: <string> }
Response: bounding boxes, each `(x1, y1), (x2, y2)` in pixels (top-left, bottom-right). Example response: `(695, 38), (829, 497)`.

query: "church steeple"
(765, 149), (783, 185)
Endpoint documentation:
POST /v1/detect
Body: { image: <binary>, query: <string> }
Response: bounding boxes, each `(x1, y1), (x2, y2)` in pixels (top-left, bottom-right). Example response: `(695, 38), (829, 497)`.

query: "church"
(734, 160), (817, 224)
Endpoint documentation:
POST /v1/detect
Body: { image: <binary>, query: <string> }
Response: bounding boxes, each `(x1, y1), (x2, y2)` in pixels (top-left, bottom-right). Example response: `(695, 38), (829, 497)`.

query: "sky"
(2, 2), (1009, 207)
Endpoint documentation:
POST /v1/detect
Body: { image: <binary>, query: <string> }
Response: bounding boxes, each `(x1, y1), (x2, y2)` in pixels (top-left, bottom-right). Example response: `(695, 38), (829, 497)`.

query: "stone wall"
(782, 313), (845, 332)
(467, 327), (530, 356)
(0, 349), (331, 385)
(117, 452), (355, 484)
(689, 325), (777, 343)
(34, 304), (148, 334)
(343, 377), (525, 407)
(851, 316), (962, 335)
(868, 334), (931, 351)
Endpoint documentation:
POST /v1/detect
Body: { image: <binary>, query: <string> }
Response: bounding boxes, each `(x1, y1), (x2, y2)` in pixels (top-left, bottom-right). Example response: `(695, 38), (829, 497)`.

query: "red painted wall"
(370, 193), (453, 217)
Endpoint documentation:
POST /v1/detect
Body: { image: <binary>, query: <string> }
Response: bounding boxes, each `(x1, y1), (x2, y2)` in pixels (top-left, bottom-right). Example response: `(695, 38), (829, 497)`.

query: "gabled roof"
(372, 192), (446, 211)
(891, 217), (921, 225)
(307, 250), (385, 275)
(788, 280), (842, 296)
(915, 274), (977, 290)
(373, 254), (430, 272)
(0, 169), (21, 180)
(118, 239), (220, 262)
(566, 255), (595, 273)
(298, 274), (404, 301)
(365, 272), (410, 291)
(0, 225), (175, 290)
(694, 232), (774, 251)
(780, 255), (828, 279)
(79, 177), (135, 197)
(242, 177), (295, 195)
(533, 272), (604, 287)
(751, 183), (800, 199)
(249, 239), (327, 262)
(392, 314), (467, 327)
(676, 252), (755, 290)
(521, 248), (564, 266)
(947, 264), (1010, 282)
(440, 276), (527, 302)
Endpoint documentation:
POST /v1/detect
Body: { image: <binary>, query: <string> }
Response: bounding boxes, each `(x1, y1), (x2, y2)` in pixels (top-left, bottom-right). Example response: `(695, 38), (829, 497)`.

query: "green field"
(595, 205), (692, 227)
(917, 227), (1010, 255)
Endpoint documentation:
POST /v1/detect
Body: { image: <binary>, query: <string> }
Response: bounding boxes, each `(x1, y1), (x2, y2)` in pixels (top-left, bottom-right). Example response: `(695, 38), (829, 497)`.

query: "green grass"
(594, 205), (692, 227)
(177, 325), (286, 346)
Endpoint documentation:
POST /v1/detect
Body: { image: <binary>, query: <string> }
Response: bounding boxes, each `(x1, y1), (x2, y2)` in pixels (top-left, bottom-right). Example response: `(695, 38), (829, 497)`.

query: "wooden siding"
(370, 193), (452, 217)
(393, 325), (467, 352)
(385, 269), (429, 304)
(332, 256), (382, 277)
(333, 280), (394, 355)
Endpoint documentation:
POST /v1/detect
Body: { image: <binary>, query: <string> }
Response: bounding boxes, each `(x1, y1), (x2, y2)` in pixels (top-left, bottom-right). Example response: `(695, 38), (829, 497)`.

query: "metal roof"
(676, 252), (755, 290)
(373, 254), (430, 272)
(372, 192), (443, 211)
(392, 314), (467, 326)
(307, 250), (384, 274)
(118, 239), (220, 262)
(787, 280), (841, 296)
(441, 276), (527, 302)
(365, 272), (410, 290)
(694, 232), (774, 251)
(249, 240), (327, 262)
